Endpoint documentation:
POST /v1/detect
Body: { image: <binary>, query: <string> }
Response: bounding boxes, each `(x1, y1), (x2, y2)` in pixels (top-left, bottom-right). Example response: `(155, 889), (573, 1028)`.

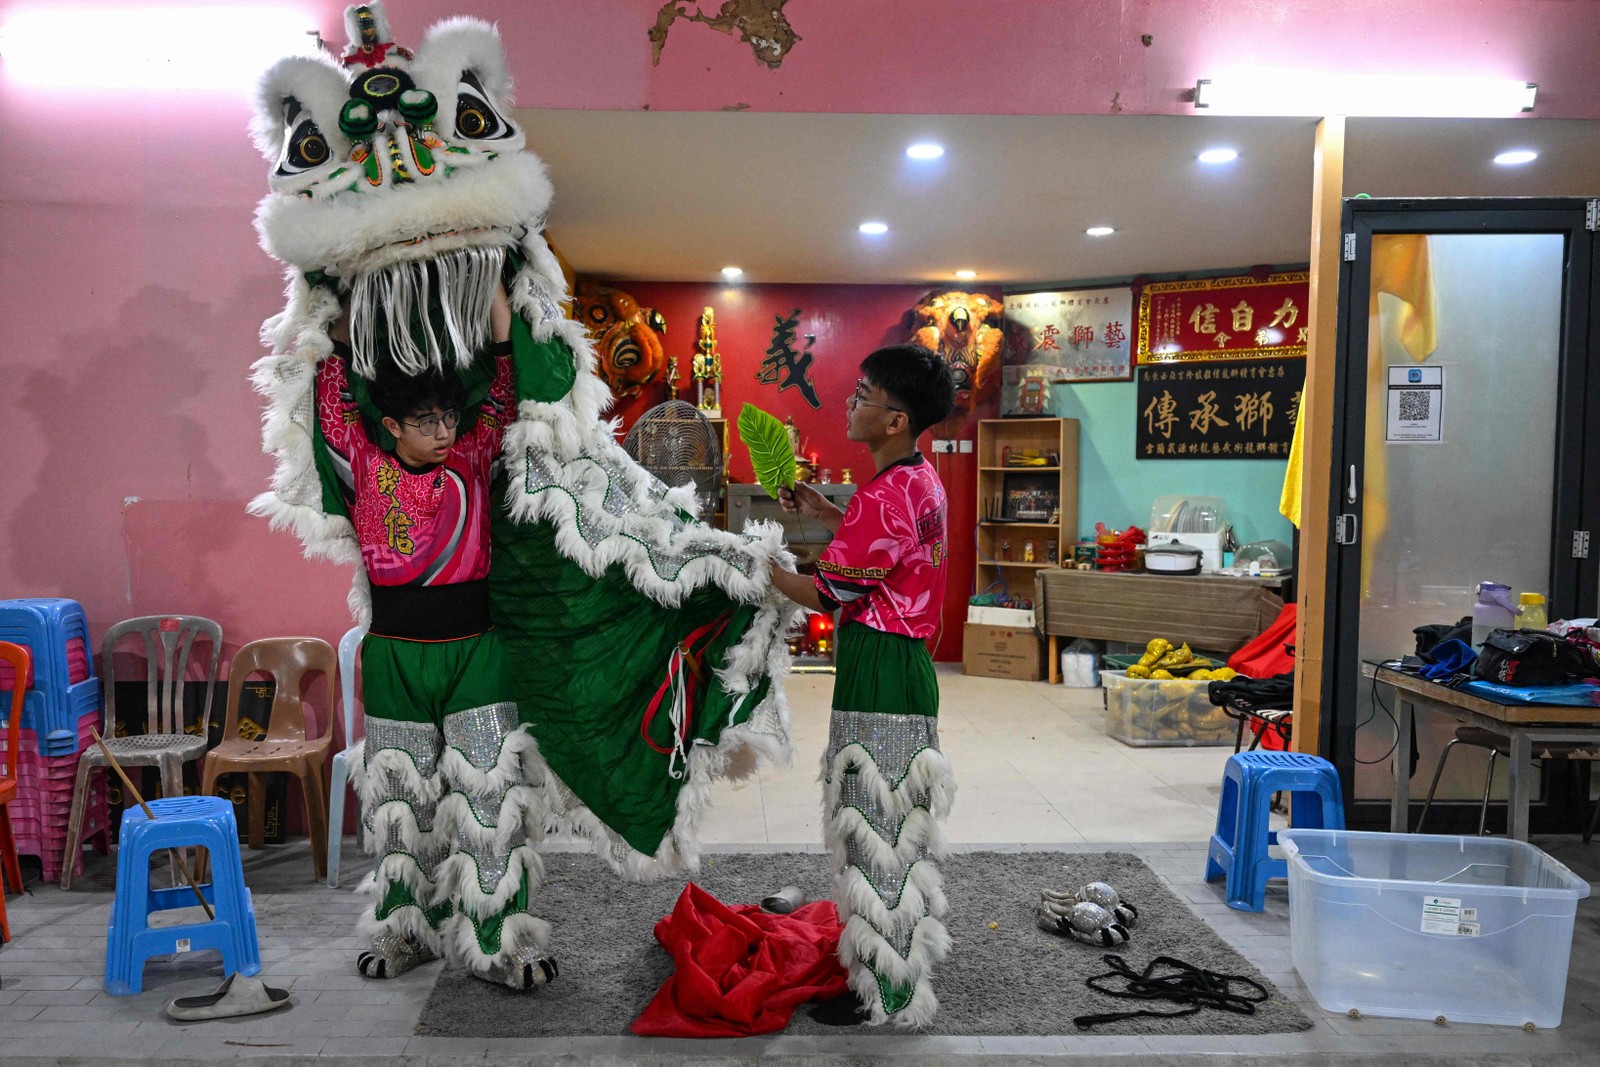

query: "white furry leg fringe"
(821, 715), (956, 1030)
(350, 726), (452, 955)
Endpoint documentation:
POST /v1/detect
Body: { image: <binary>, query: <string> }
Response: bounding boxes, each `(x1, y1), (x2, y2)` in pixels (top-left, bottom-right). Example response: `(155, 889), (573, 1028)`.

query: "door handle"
(1346, 465), (1358, 503)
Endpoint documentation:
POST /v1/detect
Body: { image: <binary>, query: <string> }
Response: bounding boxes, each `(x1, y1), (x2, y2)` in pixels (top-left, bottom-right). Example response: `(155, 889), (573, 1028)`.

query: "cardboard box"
(963, 623), (1044, 681)
(966, 605), (1036, 627)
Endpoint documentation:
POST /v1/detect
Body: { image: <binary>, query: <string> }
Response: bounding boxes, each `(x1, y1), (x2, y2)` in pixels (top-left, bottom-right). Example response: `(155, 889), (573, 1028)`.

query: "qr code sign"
(1397, 390), (1431, 421)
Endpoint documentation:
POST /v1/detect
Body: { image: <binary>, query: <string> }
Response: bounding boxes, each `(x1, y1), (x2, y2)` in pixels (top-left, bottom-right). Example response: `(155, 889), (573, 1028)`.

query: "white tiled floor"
(2, 666), (1596, 1064)
(697, 668), (1233, 847)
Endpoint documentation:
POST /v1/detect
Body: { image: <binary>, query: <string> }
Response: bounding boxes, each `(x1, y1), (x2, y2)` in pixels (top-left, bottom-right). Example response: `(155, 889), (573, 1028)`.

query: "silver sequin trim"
(443, 703), (521, 771)
(364, 718), (444, 779)
(520, 449), (756, 581)
(456, 832), (512, 895)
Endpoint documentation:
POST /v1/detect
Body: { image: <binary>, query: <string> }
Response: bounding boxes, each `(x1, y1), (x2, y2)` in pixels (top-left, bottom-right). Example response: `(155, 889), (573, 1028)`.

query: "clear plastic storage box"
(1279, 829), (1591, 1029)
(1100, 670), (1233, 747)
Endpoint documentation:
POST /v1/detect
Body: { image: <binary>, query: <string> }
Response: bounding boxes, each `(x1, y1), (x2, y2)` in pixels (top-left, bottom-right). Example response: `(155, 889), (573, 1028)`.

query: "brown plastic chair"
(0, 641), (30, 942)
(61, 616), (222, 890)
(201, 637), (336, 882)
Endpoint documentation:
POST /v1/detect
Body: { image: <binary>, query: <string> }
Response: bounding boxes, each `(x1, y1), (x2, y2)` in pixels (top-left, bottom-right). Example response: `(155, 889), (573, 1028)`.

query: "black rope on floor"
(1073, 954), (1270, 1029)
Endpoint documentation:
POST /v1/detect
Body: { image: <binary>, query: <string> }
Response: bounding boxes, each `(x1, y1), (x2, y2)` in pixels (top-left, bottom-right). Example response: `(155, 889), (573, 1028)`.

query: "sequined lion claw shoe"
(1038, 882), (1138, 947)
(357, 934), (438, 980)
(478, 954), (559, 991)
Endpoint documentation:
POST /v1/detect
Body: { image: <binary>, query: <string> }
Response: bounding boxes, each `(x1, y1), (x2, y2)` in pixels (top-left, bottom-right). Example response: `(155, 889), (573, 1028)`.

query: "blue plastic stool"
(0, 598), (101, 757)
(104, 795), (260, 995)
(1204, 751), (1345, 912)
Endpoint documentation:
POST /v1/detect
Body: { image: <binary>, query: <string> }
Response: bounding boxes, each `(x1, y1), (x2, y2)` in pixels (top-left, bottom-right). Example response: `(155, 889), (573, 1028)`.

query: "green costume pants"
(356, 629), (551, 981)
(822, 622), (955, 1028)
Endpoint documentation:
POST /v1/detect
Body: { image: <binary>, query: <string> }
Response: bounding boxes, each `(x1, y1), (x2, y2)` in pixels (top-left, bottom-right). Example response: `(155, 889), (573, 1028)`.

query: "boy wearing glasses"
(313, 311), (557, 992)
(770, 343), (957, 1029)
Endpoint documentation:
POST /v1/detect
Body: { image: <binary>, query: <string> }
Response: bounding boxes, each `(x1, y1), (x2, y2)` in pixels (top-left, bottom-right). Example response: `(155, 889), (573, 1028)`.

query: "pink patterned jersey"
(814, 454), (948, 639)
(316, 352), (514, 588)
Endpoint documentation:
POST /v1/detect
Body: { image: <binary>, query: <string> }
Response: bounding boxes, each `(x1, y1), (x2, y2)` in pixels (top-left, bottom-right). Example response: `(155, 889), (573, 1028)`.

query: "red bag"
(631, 883), (849, 1038)
(1228, 603), (1297, 679)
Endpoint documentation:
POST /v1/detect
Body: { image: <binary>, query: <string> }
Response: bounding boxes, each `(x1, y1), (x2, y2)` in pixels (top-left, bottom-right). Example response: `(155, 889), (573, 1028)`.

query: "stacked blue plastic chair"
(1205, 750), (1345, 912)
(0, 598), (101, 756)
(103, 795), (260, 995)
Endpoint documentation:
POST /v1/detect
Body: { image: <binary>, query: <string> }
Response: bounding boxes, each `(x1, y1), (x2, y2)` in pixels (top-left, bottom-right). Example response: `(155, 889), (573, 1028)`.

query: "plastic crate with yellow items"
(1101, 670), (1234, 747)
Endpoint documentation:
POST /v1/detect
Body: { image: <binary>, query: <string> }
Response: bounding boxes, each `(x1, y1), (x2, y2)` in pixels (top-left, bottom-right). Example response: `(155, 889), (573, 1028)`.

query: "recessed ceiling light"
(858, 221), (889, 235)
(955, 270), (977, 280)
(906, 142), (945, 160)
(721, 266), (743, 279)
(1085, 226), (1115, 237)
(1198, 147), (1239, 164)
(1493, 149), (1538, 166)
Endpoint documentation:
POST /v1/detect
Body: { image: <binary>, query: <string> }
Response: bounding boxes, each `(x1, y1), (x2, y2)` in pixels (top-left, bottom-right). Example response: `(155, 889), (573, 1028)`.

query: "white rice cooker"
(1143, 542), (1204, 576)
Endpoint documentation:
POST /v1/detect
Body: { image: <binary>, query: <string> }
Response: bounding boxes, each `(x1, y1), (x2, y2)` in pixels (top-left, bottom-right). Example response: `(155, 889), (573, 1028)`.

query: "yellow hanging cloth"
(1361, 234), (1438, 594)
(1278, 390), (1306, 528)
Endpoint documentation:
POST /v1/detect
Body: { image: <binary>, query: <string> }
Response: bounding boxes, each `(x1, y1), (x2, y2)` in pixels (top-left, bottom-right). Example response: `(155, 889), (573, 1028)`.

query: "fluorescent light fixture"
(1085, 226), (1115, 237)
(1198, 147), (1239, 164)
(721, 266), (744, 279)
(906, 142), (945, 160)
(954, 270), (977, 280)
(1194, 73), (1536, 117)
(1493, 149), (1538, 166)
(858, 221), (889, 235)
(0, 7), (316, 92)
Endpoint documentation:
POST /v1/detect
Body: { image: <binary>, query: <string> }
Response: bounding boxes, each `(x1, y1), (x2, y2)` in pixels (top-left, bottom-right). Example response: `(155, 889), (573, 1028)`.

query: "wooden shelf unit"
(975, 418), (1079, 582)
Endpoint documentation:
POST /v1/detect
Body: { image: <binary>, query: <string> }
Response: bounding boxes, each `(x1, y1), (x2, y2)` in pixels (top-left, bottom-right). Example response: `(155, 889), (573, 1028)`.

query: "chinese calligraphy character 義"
(1189, 390), (1230, 435)
(755, 308), (821, 408)
(1144, 390), (1178, 440)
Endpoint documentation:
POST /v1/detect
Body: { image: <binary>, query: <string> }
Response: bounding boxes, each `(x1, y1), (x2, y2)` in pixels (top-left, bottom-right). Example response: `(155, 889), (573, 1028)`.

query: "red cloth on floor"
(630, 882), (850, 1037)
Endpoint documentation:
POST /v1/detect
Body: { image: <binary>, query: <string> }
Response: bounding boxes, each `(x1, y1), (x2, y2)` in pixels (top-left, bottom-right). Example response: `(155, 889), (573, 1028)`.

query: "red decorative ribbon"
(641, 614), (733, 760)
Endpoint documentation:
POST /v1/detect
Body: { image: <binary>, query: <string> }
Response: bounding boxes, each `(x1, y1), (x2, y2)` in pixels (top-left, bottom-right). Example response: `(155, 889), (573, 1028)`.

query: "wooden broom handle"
(89, 728), (214, 921)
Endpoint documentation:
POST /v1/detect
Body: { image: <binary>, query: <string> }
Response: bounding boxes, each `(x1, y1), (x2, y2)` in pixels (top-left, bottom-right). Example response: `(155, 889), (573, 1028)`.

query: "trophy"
(694, 306), (722, 417)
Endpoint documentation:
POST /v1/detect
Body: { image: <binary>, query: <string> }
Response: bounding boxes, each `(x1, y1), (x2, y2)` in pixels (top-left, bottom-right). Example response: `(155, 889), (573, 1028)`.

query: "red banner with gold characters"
(1136, 272), (1309, 363)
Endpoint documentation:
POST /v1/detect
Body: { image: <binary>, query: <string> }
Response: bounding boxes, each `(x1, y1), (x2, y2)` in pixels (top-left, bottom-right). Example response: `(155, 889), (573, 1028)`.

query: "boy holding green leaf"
(768, 343), (957, 1029)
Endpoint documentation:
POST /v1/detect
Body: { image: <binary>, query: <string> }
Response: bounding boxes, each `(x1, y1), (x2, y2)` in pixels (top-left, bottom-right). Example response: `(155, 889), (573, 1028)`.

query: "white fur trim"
(826, 806), (948, 883)
(256, 152), (551, 277)
(837, 914), (951, 1030)
(443, 909), (552, 975)
(831, 861), (948, 941)
(357, 897), (444, 955)
(436, 785), (545, 854)
(353, 743), (447, 809)
(438, 724), (545, 796)
(435, 843), (544, 922)
(251, 53), (353, 165)
(822, 745), (958, 823)
(410, 17), (518, 135)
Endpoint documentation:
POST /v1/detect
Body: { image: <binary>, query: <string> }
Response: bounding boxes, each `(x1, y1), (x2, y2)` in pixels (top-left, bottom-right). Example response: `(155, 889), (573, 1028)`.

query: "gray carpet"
(414, 850), (1312, 1038)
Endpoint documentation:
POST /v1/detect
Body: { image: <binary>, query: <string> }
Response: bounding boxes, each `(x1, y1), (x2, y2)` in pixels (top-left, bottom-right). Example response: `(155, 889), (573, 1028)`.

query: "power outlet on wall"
(932, 439), (955, 453)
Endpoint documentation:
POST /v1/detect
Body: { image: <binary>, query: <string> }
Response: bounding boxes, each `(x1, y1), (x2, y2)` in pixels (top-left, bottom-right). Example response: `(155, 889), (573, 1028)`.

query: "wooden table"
(1034, 568), (1284, 683)
(1365, 663), (1600, 840)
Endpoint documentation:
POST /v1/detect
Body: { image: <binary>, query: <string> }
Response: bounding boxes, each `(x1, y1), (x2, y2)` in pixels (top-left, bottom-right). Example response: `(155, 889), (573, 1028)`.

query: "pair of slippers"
(1037, 881), (1140, 948)
(165, 973), (292, 1021)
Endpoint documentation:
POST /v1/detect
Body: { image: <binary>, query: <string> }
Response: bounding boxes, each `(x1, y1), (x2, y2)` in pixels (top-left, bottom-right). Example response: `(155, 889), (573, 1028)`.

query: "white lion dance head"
(250, 1), (587, 384)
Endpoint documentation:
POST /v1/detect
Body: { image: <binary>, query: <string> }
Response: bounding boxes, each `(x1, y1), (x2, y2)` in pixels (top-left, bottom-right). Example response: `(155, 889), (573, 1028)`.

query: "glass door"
(1325, 199), (1598, 832)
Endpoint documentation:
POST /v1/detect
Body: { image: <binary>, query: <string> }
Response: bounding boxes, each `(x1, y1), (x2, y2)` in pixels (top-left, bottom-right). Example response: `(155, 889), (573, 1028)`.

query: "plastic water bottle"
(1519, 592), (1548, 633)
(1471, 582), (1520, 649)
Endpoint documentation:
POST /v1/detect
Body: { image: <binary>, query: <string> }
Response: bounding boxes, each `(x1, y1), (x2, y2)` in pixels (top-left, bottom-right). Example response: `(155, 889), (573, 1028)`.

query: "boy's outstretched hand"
(778, 482), (844, 534)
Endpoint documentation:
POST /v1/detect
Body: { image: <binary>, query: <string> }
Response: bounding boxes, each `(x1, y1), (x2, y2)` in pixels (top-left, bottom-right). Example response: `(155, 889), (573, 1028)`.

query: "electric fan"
(622, 400), (724, 514)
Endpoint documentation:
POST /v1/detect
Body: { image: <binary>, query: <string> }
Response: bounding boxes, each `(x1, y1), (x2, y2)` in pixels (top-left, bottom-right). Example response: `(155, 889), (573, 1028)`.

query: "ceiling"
(518, 110), (1600, 287)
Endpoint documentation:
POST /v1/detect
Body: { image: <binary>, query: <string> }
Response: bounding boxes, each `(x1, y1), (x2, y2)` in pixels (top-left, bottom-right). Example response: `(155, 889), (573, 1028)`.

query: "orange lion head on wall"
(909, 290), (1004, 423)
(576, 281), (667, 398)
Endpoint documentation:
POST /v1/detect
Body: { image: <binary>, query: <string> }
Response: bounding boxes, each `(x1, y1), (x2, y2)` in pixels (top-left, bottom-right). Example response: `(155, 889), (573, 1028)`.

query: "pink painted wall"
(2, 0), (1597, 675)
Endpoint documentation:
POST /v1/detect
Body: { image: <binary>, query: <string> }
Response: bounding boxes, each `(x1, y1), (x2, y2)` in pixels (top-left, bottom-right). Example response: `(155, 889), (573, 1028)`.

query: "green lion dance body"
(247, 2), (795, 987)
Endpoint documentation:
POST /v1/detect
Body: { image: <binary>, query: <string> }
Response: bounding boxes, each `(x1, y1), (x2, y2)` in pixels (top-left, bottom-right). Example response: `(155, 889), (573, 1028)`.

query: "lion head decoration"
(909, 290), (1004, 425)
(250, 2), (582, 385)
(575, 282), (667, 398)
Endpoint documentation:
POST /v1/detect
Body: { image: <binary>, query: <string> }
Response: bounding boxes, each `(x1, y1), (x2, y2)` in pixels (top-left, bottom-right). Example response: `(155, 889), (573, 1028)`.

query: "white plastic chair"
(327, 625), (366, 888)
